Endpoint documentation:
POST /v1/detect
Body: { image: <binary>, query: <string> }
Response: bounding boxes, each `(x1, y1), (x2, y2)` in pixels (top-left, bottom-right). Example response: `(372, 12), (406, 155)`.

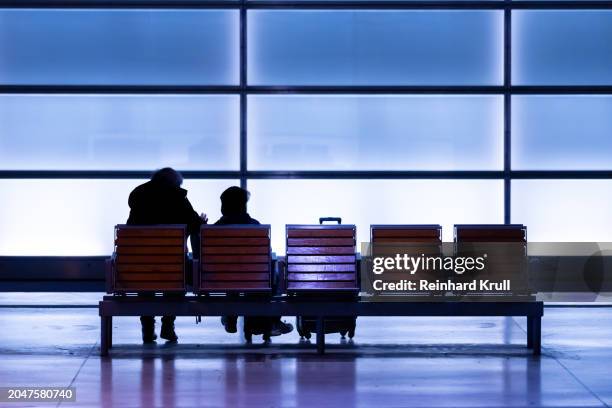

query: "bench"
(99, 297), (543, 355)
(99, 223), (543, 356)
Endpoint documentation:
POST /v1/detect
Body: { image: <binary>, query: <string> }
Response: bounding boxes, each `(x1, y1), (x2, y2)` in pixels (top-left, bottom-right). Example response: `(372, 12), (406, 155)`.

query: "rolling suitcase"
(291, 217), (359, 340)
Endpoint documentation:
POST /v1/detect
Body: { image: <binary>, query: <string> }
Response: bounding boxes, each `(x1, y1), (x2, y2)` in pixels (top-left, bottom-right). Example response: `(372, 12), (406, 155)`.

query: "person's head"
(151, 167), (183, 188)
(220, 186), (250, 216)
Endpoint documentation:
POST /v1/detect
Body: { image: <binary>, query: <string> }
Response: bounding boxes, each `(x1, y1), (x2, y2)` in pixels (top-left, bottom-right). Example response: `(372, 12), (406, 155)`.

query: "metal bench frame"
(99, 296), (543, 356)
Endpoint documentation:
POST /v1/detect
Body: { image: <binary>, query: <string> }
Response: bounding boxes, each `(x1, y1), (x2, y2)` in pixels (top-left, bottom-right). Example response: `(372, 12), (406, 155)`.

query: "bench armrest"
(275, 256), (287, 296)
(192, 259), (200, 295)
(105, 253), (116, 294)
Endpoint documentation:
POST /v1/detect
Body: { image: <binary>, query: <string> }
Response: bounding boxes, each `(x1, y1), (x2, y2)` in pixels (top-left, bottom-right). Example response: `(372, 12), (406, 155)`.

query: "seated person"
(127, 167), (207, 343)
(215, 186), (293, 337)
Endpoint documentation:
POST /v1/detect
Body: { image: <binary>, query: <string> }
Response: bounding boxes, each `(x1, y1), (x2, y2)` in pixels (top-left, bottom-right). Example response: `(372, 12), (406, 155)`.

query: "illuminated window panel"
(248, 95), (503, 171)
(0, 9), (239, 85)
(512, 96), (612, 170)
(512, 180), (612, 242)
(0, 95), (240, 170)
(0, 179), (238, 256)
(513, 11), (612, 85)
(248, 10), (503, 86)
(248, 179), (504, 253)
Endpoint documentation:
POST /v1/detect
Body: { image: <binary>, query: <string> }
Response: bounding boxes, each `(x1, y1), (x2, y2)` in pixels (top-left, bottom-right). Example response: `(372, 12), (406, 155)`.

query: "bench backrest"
(370, 225), (443, 296)
(285, 224), (358, 294)
(111, 225), (187, 294)
(371, 224), (442, 244)
(197, 225), (272, 294)
(454, 224), (527, 243)
(454, 224), (529, 295)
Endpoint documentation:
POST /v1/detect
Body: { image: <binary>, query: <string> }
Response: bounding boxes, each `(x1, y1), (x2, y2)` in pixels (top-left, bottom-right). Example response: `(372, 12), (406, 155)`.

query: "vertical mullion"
(503, 2), (512, 224)
(240, 2), (248, 189)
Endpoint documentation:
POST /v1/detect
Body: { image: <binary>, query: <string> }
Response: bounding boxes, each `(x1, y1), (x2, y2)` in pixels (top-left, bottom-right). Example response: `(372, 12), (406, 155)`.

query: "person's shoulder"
(246, 214), (260, 225)
(128, 181), (151, 206)
(131, 181), (150, 194)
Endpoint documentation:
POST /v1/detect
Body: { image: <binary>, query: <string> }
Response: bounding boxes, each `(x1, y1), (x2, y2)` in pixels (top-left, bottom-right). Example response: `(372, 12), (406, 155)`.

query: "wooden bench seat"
(106, 225), (187, 294)
(194, 225), (272, 295)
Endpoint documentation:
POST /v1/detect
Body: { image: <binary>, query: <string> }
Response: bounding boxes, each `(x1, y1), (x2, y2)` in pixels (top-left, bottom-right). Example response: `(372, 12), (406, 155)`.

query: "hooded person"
(127, 167), (207, 343)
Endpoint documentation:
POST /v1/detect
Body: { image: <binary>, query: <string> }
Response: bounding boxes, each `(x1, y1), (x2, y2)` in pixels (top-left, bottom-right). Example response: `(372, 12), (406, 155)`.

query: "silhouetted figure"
(214, 186), (293, 337)
(127, 167), (207, 343)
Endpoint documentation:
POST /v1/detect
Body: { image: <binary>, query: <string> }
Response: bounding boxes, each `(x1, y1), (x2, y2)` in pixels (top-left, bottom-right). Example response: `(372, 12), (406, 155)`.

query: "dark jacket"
(127, 180), (202, 236)
(214, 213), (260, 226)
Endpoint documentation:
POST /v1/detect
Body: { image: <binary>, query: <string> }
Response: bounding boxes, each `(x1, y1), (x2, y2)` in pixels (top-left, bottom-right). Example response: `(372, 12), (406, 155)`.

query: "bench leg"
(527, 316), (533, 349)
(107, 316), (113, 349)
(530, 316), (542, 356)
(101, 316), (109, 357)
(316, 317), (325, 355)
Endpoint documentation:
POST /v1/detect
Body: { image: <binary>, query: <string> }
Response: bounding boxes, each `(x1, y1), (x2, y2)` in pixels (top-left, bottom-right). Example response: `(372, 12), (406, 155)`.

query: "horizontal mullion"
(511, 171), (612, 179)
(512, 86), (612, 95)
(2, 171), (612, 179)
(0, 171), (241, 179)
(4, 86), (612, 95)
(0, 85), (242, 94)
(4, 0), (612, 9)
(248, 171), (505, 179)
(0, 0), (241, 8)
(510, 1), (612, 9)
(247, 86), (505, 94)
(247, 1), (504, 9)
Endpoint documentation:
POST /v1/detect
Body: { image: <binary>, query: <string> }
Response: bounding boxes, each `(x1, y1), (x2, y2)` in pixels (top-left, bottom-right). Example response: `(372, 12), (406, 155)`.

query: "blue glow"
(0, 9), (239, 85)
(512, 180), (612, 241)
(513, 11), (612, 85)
(0, 95), (240, 170)
(0, 180), (238, 256)
(248, 95), (503, 170)
(248, 11), (503, 85)
(513, 96), (612, 170)
(249, 180), (504, 253)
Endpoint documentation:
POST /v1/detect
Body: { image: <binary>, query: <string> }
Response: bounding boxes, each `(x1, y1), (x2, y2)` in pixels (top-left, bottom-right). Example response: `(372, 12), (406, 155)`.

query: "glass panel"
(248, 95), (503, 170)
(0, 179), (238, 255)
(512, 96), (612, 170)
(0, 95), (239, 170)
(248, 10), (503, 85)
(248, 180), (504, 252)
(513, 11), (612, 85)
(0, 9), (239, 85)
(512, 180), (612, 241)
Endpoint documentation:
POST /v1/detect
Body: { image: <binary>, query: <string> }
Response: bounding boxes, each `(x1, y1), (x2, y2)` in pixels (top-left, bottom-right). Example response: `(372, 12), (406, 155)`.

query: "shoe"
(270, 320), (294, 337)
(160, 323), (178, 342)
(221, 316), (237, 334)
(142, 324), (157, 343)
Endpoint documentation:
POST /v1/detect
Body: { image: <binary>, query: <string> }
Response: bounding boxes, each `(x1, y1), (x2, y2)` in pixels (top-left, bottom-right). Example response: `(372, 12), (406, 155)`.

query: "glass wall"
(0, 1), (609, 255)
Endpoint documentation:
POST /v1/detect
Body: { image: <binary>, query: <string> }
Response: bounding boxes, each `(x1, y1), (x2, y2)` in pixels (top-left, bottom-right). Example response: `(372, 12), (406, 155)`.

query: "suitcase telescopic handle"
(319, 217), (342, 225)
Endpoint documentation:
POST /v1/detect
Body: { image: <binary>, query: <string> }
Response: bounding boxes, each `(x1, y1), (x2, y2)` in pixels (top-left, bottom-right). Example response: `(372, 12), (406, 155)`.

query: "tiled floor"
(0, 296), (611, 407)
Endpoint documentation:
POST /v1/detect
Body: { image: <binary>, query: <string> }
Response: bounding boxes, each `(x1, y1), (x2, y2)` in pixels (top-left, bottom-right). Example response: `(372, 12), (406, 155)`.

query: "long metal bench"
(99, 297), (543, 355)
(99, 223), (543, 357)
